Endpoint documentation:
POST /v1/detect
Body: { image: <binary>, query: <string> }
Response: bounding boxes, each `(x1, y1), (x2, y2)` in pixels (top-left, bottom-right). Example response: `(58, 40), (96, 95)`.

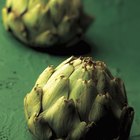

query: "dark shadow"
(33, 40), (91, 56)
(85, 114), (119, 140)
(4, 30), (98, 57)
(31, 39), (97, 57)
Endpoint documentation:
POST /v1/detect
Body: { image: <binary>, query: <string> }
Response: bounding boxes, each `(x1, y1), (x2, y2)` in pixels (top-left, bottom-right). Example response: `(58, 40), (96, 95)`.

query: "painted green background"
(0, 0), (140, 139)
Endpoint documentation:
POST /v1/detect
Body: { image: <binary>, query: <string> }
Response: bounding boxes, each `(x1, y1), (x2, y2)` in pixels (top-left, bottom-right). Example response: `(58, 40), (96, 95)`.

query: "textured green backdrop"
(0, 0), (140, 140)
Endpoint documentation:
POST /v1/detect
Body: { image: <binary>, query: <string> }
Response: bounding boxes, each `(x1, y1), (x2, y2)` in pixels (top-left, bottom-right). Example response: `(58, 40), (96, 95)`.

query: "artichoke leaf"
(2, 8), (9, 30)
(24, 87), (43, 120)
(8, 12), (26, 41)
(49, 0), (68, 24)
(89, 93), (112, 122)
(110, 78), (128, 109)
(67, 122), (87, 140)
(76, 80), (98, 121)
(12, 0), (28, 15)
(55, 56), (76, 70)
(40, 96), (80, 138)
(42, 76), (69, 110)
(23, 4), (42, 29)
(46, 63), (74, 84)
(35, 30), (58, 46)
(35, 66), (55, 88)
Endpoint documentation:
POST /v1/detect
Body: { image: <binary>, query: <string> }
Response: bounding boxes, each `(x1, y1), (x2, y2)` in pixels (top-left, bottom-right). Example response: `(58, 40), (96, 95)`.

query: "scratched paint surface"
(0, 0), (140, 139)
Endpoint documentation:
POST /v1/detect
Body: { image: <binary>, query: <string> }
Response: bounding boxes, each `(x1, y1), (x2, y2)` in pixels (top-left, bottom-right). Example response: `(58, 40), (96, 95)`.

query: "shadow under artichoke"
(32, 39), (94, 56)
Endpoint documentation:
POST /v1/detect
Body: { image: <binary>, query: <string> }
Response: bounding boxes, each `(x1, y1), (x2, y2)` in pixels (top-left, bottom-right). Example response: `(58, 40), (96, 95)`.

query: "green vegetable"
(2, 0), (92, 48)
(24, 56), (134, 140)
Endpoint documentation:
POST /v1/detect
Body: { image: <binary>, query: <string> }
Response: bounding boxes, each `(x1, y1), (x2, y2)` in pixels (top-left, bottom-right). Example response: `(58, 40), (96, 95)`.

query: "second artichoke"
(24, 56), (134, 140)
(2, 0), (92, 48)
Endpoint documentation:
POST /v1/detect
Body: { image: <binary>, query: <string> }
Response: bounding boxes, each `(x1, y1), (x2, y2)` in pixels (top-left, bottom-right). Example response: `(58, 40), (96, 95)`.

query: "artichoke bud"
(2, 0), (93, 48)
(24, 56), (134, 140)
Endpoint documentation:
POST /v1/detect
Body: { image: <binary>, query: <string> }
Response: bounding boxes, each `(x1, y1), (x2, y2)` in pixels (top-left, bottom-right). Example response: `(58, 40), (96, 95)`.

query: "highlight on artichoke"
(24, 56), (134, 140)
(2, 0), (93, 48)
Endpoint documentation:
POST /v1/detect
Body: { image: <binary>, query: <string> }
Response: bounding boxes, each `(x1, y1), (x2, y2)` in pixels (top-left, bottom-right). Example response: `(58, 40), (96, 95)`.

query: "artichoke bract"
(24, 56), (134, 140)
(2, 0), (92, 48)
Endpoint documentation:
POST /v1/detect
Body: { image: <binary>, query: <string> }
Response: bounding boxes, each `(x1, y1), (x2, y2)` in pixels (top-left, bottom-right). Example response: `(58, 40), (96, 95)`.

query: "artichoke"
(2, 0), (92, 48)
(24, 56), (134, 140)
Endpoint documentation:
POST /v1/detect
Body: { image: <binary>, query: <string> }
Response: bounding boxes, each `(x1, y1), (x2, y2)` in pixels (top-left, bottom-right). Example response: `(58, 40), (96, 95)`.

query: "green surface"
(0, 0), (140, 140)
